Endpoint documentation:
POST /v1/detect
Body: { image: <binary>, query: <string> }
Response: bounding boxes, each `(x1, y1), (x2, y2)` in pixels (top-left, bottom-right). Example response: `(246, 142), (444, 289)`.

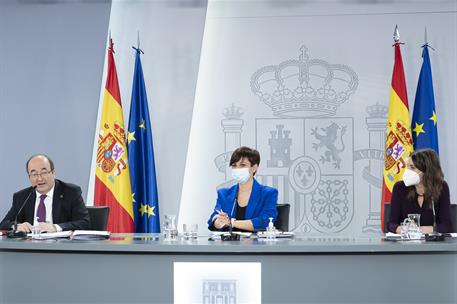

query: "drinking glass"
(31, 225), (41, 240)
(183, 224), (198, 241)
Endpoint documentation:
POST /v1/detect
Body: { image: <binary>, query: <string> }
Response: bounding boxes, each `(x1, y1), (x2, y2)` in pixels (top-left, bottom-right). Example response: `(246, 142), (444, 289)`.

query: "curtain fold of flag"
(412, 45), (439, 153)
(381, 42), (414, 231)
(127, 47), (161, 233)
(94, 39), (134, 233)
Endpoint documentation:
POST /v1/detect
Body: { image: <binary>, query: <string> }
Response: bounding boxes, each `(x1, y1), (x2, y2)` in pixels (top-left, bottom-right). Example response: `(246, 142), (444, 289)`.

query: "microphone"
(221, 192), (240, 241)
(424, 198), (444, 241)
(7, 185), (37, 238)
(228, 196), (237, 234)
(431, 198), (437, 233)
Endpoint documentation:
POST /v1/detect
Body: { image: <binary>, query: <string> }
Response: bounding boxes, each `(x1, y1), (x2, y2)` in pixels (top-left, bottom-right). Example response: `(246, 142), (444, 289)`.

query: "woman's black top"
(235, 203), (246, 221)
(229, 202), (247, 232)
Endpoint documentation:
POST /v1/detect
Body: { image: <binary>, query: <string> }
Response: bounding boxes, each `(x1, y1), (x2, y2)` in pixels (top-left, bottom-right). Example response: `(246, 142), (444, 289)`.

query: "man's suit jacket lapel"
(245, 179), (261, 220)
(52, 180), (62, 224)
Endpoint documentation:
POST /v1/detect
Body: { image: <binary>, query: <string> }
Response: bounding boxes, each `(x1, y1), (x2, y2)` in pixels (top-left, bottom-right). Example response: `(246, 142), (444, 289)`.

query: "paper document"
(72, 230), (110, 240)
(27, 231), (72, 239)
(385, 232), (401, 238)
(257, 231), (294, 238)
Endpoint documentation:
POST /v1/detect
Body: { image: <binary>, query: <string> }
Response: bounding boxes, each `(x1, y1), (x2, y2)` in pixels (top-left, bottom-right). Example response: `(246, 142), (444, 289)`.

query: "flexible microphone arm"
(221, 191), (240, 241)
(424, 198), (445, 241)
(228, 196), (237, 234)
(7, 185), (37, 238)
(431, 198), (437, 233)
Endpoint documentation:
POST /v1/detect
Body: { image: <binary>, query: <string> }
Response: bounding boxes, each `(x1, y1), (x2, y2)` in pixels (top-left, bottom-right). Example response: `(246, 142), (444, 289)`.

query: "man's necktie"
(37, 194), (46, 223)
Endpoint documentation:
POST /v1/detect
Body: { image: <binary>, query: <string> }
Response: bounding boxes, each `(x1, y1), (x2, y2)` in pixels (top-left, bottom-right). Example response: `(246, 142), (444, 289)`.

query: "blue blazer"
(207, 178), (278, 231)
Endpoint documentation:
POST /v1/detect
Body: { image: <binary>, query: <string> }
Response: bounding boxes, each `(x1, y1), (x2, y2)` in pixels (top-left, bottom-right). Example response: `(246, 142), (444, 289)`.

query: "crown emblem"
(250, 46), (358, 118)
(395, 120), (413, 146)
(366, 103), (388, 118)
(223, 104), (243, 119)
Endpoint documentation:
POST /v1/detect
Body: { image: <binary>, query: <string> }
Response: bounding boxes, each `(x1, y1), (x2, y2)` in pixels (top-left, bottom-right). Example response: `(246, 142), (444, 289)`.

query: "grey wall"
(178, 0), (457, 234)
(0, 1), (111, 216)
(1, 0), (455, 235)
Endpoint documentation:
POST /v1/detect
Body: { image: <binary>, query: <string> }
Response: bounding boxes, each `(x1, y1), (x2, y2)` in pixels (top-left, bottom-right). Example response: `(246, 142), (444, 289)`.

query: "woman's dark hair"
(229, 146), (260, 175)
(406, 149), (444, 207)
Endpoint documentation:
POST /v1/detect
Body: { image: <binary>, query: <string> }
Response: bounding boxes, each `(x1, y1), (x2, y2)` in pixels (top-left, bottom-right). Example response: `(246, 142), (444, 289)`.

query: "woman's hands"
(214, 210), (230, 229)
(213, 210), (254, 231)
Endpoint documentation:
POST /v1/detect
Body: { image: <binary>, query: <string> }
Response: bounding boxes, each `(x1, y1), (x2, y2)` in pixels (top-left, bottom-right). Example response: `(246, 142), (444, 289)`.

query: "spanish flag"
(381, 34), (414, 231)
(94, 39), (134, 232)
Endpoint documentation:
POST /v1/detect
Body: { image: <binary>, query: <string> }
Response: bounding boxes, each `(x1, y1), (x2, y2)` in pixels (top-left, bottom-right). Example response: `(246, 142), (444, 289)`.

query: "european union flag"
(127, 47), (160, 233)
(412, 45), (439, 154)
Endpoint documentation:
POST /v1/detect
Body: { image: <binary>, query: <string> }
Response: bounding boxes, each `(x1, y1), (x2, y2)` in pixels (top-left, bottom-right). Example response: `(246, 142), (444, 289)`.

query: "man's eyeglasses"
(29, 170), (53, 179)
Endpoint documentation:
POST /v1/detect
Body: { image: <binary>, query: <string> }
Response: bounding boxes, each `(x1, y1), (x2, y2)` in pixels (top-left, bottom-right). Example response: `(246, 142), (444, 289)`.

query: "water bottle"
(163, 214), (178, 241)
(266, 217), (277, 240)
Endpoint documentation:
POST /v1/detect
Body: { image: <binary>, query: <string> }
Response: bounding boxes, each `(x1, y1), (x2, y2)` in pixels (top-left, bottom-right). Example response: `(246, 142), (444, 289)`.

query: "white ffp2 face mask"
(231, 168), (251, 184)
(402, 168), (421, 187)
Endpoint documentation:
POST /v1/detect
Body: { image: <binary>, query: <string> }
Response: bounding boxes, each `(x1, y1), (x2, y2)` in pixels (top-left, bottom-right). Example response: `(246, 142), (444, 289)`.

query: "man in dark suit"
(0, 154), (90, 232)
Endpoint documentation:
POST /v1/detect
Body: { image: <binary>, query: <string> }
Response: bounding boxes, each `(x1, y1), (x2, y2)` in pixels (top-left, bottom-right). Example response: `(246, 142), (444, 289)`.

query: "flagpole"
(137, 31), (140, 50)
(412, 27), (439, 154)
(424, 26), (428, 45)
(128, 36), (161, 233)
(381, 25), (414, 231)
(109, 30), (114, 53)
(422, 27), (435, 51)
(132, 31), (144, 54)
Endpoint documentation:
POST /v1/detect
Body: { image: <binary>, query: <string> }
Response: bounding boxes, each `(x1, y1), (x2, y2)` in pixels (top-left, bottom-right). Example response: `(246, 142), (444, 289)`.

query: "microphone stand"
(221, 194), (240, 241)
(425, 198), (444, 241)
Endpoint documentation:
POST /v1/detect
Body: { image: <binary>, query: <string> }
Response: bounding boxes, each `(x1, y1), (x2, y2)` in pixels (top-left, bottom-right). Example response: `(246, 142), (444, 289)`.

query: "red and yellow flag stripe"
(94, 39), (134, 233)
(381, 43), (414, 231)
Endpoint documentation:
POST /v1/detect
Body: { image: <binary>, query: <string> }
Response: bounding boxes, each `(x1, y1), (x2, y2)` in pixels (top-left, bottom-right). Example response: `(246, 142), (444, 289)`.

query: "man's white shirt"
(32, 185), (62, 231)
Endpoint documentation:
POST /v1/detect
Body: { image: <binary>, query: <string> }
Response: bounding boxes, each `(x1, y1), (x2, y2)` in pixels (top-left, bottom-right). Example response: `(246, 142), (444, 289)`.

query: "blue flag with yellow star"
(127, 47), (161, 233)
(412, 45), (439, 154)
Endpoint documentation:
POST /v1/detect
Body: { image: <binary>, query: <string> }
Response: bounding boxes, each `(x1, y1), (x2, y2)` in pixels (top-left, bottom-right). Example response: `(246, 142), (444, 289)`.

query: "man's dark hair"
(26, 154), (55, 173)
(229, 147), (261, 174)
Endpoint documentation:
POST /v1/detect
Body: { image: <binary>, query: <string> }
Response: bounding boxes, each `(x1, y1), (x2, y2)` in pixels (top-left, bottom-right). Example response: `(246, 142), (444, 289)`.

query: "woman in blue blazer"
(208, 147), (278, 231)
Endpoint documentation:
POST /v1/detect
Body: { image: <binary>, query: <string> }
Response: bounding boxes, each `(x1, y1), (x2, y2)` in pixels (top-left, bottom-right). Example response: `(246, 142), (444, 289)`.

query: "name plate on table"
(174, 262), (261, 304)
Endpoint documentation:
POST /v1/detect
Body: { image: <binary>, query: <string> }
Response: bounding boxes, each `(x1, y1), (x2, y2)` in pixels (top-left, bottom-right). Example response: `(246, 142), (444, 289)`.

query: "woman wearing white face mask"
(207, 146), (278, 232)
(388, 149), (452, 234)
